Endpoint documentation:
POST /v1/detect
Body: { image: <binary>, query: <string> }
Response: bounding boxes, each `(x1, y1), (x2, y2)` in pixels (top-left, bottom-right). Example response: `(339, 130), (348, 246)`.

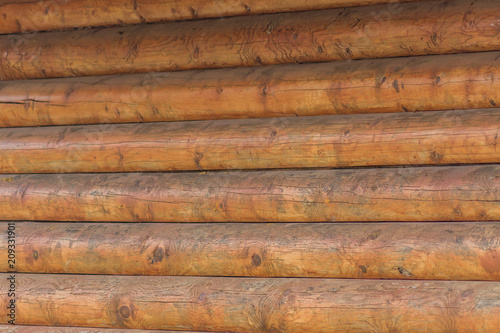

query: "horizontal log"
(0, 326), (184, 332)
(1, 274), (499, 331)
(1, 222), (498, 280)
(1, 0), (499, 80)
(1, 51), (499, 127)
(0, 165), (499, 222)
(0, 0), (428, 34)
(1, 109), (500, 173)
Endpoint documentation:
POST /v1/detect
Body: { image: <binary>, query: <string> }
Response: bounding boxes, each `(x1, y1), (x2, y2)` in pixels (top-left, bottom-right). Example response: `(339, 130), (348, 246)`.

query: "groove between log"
(0, 51), (498, 127)
(0, 222), (498, 280)
(0, 0), (428, 34)
(1, 109), (499, 173)
(0, 165), (499, 222)
(1, 274), (499, 331)
(0, 326), (185, 333)
(1, 0), (499, 80)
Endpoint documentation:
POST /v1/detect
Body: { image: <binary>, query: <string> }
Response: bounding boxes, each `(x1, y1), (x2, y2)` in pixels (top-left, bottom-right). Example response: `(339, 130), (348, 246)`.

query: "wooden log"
(1, 222), (498, 280)
(0, 326), (185, 333)
(1, 274), (499, 331)
(1, 51), (499, 127)
(1, 109), (500, 173)
(0, 165), (499, 222)
(0, 0), (428, 35)
(1, 0), (499, 80)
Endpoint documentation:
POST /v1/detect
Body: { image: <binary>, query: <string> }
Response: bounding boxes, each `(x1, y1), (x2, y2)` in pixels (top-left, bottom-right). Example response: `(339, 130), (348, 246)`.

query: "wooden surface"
(0, 222), (498, 280)
(1, 274), (499, 331)
(1, 165), (499, 222)
(0, 1), (499, 331)
(1, 0), (500, 80)
(1, 109), (500, 173)
(0, 0), (428, 34)
(1, 51), (499, 127)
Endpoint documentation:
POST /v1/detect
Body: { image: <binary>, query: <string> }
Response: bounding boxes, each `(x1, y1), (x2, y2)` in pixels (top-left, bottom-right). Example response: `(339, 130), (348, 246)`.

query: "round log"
(0, 222), (498, 280)
(0, 0), (428, 34)
(1, 0), (499, 80)
(0, 51), (498, 127)
(0, 165), (499, 222)
(1, 274), (498, 331)
(1, 109), (499, 173)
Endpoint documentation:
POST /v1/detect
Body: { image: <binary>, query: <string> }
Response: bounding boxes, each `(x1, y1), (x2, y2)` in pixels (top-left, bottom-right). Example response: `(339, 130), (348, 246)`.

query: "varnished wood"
(1, 274), (499, 331)
(1, 109), (500, 173)
(1, 0), (499, 80)
(0, 165), (499, 222)
(1, 51), (498, 127)
(2, 1), (498, 331)
(0, 0), (428, 34)
(1, 222), (498, 280)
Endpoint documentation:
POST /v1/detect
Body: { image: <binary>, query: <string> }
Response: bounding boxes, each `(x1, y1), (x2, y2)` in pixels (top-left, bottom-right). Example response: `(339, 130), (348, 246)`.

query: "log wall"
(1, 0), (499, 331)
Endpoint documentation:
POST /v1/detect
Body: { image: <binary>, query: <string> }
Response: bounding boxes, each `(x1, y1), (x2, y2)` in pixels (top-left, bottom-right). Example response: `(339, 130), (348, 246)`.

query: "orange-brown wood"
(0, 0), (428, 34)
(1, 274), (499, 331)
(0, 326), (185, 333)
(1, 222), (498, 280)
(0, 165), (499, 222)
(1, 109), (500, 173)
(1, 51), (499, 127)
(1, 0), (499, 80)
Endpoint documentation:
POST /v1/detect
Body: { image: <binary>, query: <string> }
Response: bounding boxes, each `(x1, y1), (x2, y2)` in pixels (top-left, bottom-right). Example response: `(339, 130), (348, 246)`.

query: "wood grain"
(0, 165), (499, 222)
(0, 0), (428, 34)
(1, 0), (499, 80)
(1, 274), (499, 331)
(1, 51), (499, 127)
(1, 222), (498, 280)
(1, 109), (500, 173)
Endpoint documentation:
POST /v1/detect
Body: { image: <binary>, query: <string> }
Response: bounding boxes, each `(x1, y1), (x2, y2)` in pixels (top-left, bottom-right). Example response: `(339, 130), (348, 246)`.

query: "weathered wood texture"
(1, 222), (498, 280)
(1, 51), (499, 127)
(0, 0), (428, 34)
(0, 165), (499, 222)
(0, 326), (186, 333)
(1, 0), (499, 80)
(1, 109), (500, 173)
(1, 274), (499, 331)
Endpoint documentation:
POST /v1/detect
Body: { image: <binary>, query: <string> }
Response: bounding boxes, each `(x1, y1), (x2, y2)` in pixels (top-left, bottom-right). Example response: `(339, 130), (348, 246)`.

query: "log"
(1, 274), (499, 331)
(1, 0), (499, 80)
(1, 51), (499, 127)
(1, 109), (500, 173)
(0, 0), (428, 34)
(0, 165), (499, 222)
(1, 222), (498, 280)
